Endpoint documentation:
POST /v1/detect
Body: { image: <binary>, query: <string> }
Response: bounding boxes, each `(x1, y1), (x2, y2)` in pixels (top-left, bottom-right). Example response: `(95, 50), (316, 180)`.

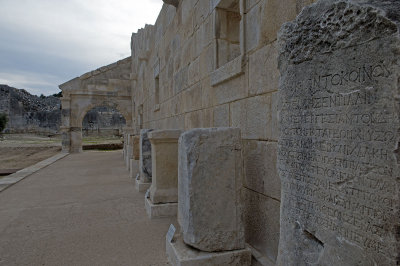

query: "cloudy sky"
(0, 0), (163, 96)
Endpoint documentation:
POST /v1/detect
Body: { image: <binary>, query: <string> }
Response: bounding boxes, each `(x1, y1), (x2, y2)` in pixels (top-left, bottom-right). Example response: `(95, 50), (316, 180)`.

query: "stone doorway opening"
(82, 106), (126, 138)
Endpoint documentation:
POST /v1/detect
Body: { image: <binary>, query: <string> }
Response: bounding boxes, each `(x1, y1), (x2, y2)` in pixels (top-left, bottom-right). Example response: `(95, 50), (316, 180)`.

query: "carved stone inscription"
(278, 38), (399, 265)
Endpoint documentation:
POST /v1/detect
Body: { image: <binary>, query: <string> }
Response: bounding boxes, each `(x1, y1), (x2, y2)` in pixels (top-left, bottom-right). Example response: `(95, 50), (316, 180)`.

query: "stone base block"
(166, 235), (251, 266)
(136, 179), (151, 192)
(145, 197), (177, 219)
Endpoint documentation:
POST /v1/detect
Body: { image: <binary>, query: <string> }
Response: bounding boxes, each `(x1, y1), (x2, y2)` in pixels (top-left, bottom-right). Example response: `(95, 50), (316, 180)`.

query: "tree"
(52, 91), (62, 98)
(0, 113), (8, 133)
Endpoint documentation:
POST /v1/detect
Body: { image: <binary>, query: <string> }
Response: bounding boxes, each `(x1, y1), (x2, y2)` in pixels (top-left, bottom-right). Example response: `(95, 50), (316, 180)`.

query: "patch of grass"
(82, 135), (122, 145)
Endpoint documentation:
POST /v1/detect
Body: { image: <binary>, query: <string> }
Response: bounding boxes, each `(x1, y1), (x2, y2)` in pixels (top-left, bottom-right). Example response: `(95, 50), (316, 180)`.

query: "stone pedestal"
(167, 127), (250, 265)
(145, 197), (178, 219)
(145, 129), (182, 218)
(136, 129), (153, 192)
(166, 235), (251, 266)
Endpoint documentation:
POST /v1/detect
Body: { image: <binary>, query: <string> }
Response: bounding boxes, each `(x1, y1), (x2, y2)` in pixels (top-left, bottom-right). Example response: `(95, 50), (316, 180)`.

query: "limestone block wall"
(130, 0), (316, 263)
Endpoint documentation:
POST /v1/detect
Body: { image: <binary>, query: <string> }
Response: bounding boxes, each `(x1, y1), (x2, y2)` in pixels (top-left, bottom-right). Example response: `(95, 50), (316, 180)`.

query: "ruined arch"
(59, 58), (132, 153)
(75, 99), (131, 129)
(81, 103), (128, 137)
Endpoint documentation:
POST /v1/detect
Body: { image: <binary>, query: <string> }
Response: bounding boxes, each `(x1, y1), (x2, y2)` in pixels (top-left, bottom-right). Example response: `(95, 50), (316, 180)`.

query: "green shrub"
(0, 113), (8, 133)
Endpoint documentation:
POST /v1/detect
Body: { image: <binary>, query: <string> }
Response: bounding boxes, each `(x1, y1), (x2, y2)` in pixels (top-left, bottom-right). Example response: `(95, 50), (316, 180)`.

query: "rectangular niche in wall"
(215, 0), (241, 68)
(211, 0), (244, 87)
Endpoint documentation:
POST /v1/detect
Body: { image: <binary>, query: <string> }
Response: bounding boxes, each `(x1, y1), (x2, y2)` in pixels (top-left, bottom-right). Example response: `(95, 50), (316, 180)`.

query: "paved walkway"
(0, 151), (175, 266)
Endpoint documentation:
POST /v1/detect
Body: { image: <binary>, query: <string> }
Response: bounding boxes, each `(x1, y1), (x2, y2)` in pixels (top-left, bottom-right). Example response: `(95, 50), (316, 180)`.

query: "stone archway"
(59, 57), (132, 153)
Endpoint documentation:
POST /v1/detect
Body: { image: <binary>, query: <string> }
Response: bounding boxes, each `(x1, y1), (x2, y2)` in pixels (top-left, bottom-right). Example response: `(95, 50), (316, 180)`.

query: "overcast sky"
(0, 0), (163, 96)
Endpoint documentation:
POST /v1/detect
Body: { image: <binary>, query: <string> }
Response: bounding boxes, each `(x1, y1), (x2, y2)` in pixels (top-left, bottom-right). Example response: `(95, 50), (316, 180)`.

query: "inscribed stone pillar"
(178, 128), (245, 252)
(277, 1), (400, 265)
(148, 129), (182, 204)
(139, 129), (153, 183)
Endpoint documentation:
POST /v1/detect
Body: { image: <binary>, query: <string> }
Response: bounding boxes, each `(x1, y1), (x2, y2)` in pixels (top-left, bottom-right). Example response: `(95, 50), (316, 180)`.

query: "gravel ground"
(0, 134), (123, 170)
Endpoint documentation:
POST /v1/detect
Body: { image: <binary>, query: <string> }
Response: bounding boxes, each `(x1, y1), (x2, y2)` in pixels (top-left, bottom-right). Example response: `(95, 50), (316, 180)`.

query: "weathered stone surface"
(145, 197), (178, 219)
(244, 188), (280, 264)
(277, 1), (400, 265)
(249, 42), (279, 96)
(213, 103), (230, 127)
(133, 135), (140, 160)
(139, 129), (153, 183)
(242, 140), (281, 200)
(178, 127), (245, 252)
(231, 94), (276, 140)
(70, 127), (83, 153)
(148, 129), (183, 204)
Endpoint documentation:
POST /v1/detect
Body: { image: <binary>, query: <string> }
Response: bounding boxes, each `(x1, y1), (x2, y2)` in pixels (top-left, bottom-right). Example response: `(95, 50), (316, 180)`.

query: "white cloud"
(0, 0), (163, 95)
(0, 71), (61, 95)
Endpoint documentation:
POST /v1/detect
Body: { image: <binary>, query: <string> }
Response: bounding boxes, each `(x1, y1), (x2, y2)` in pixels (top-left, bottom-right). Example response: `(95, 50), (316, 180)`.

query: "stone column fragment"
(167, 127), (251, 265)
(178, 127), (245, 252)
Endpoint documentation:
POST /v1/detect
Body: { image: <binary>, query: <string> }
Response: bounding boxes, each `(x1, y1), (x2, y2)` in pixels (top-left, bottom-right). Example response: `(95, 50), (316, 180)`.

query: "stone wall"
(129, 0), (316, 263)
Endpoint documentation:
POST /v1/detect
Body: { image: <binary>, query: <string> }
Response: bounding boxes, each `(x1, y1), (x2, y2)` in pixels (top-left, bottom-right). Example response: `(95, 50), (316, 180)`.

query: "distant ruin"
(0, 85), (126, 136)
(0, 85), (60, 134)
